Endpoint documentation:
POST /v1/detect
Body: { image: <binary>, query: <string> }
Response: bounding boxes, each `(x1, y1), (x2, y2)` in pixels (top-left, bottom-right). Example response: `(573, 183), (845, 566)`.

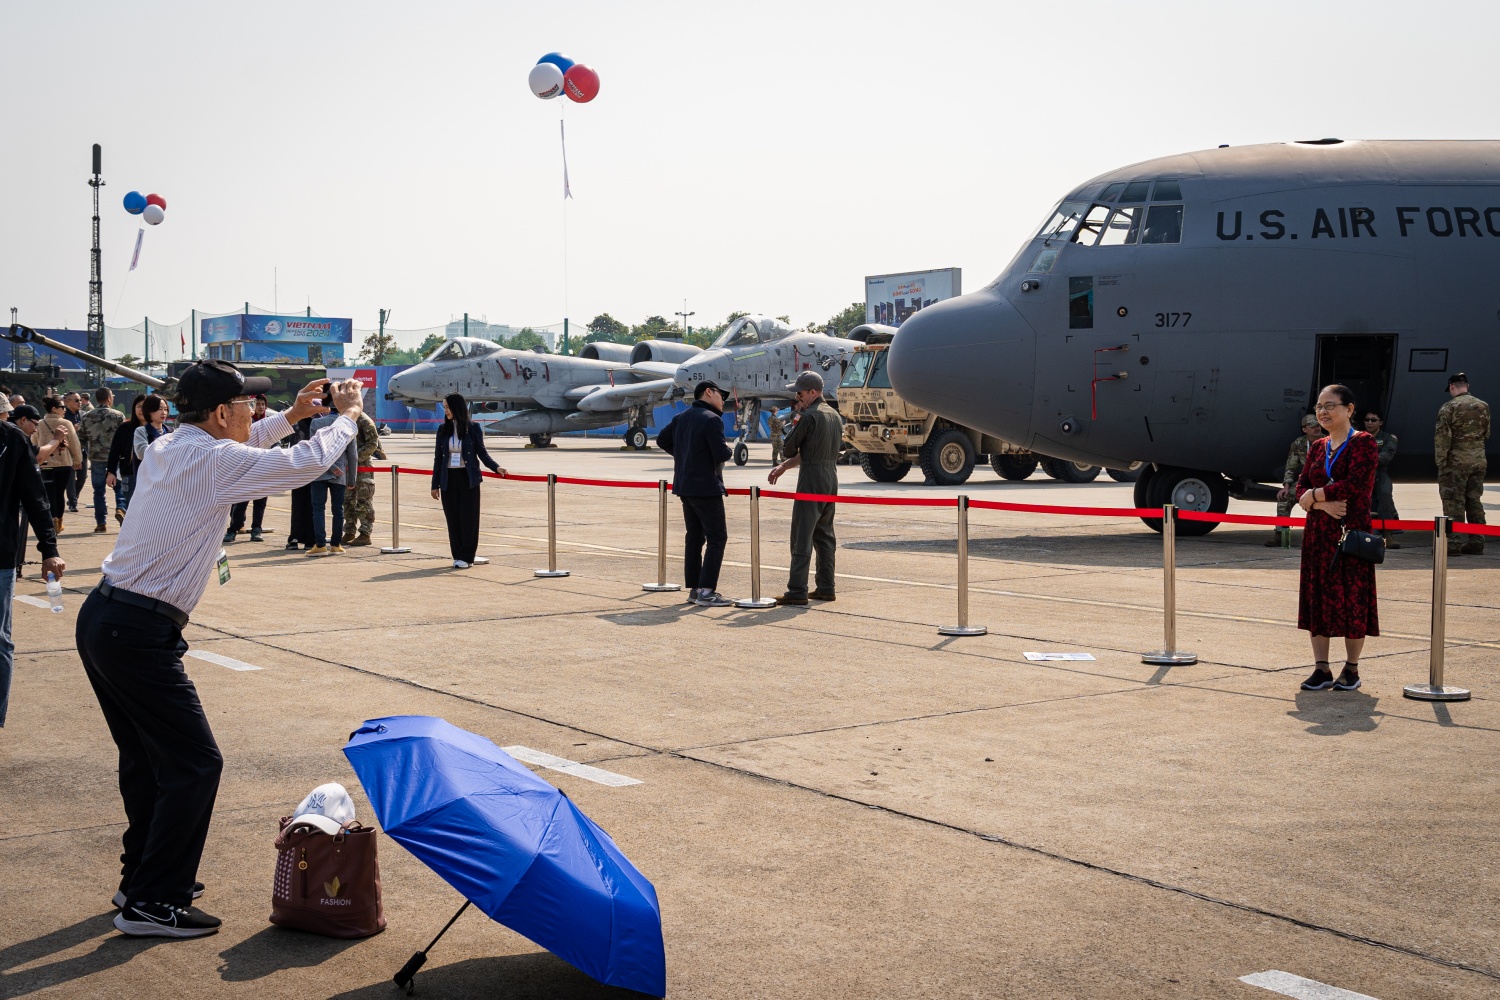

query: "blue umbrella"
(344, 716), (665, 997)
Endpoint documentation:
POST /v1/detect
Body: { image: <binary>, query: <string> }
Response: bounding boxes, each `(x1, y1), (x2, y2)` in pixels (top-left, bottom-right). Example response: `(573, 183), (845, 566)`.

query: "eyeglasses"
(1313, 403), (1351, 412)
(1363, 417), (1381, 422)
(224, 397), (256, 409)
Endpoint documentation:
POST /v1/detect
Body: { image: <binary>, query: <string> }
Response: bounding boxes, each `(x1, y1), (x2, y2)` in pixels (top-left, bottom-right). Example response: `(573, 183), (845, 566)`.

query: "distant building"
(442, 318), (556, 351)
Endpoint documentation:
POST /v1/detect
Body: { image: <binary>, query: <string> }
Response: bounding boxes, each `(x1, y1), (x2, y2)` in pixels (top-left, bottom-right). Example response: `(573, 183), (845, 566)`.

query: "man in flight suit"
(1365, 411), (1401, 548)
(768, 371), (843, 605)
(1435, 373), (1491, 556)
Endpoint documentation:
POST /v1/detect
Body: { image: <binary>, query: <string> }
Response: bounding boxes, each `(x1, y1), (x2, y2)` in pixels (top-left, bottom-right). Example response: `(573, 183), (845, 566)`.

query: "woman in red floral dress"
(1294, 384), (1379, 691)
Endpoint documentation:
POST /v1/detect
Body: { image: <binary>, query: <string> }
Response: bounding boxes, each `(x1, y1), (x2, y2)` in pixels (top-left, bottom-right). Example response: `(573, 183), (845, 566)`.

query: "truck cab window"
(840, 353), (872, 389)
(1141, 204), (1184, 244)
(868, 351), (893, 388)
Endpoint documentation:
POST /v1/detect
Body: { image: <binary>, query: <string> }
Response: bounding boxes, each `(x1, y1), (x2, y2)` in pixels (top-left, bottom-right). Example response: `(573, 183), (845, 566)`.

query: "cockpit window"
(1099, 206), (1141, 246)
(427, 340), (466, 363)
(1037, 201), (1088, 242)
(1071, 204), (1112, 247)
(711, 315), (796, 350)
(468, 340), (500, 357)
(1098, 182), (1126, 202)
(1028, 248), (1060, 273)
(1141, 204), (1184, 244)
(1152, 180), (1182, 201)
(840, 352), (873, 388)
(1119, 180), (1152, 202)
(867, 350), (893, 388)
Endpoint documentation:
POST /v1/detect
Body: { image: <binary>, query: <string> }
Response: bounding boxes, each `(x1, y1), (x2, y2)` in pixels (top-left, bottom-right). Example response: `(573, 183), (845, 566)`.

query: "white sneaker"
(472, 557), (489, 565)
(453, 560), (470, 569)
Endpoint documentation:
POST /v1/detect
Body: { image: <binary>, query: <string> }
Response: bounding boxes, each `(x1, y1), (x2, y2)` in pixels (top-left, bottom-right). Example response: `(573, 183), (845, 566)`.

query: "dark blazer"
(432, 422), (502, 489)
(106, 422), (140, 477)
(656, 400), (732, 497)
(0, 420), (59, 567)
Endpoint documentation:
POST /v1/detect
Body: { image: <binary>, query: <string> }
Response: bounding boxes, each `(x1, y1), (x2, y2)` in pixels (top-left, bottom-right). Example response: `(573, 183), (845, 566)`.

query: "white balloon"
(528, 62), (564, 100)
(142, 204), (165, 226)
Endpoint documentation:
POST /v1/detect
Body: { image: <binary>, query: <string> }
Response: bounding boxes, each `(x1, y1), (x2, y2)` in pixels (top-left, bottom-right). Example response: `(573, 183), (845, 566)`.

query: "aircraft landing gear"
(528, 433), (553, 448)
(733, 441), (750, 466)
(1136, 465), (1229, 535)
(624, 426), (649, 450)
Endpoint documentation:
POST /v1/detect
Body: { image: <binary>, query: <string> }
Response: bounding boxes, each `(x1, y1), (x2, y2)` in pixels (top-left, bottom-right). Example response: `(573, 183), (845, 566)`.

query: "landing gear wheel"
(528, 433), (552, 448)
(1042, 459), (1102, 483)
(859, 452), (912, 483)
(1140, 467), (1229, 536)
(919, 429), (976, 486)
(990, 454), (1038, 481)
(1106, 461), (1145, 483)
(733, 442), (750, 466)
(624, 426), (649, 450)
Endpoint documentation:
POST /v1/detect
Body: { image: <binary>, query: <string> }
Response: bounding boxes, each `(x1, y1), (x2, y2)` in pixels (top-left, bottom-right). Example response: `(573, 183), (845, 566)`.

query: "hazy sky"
(5, 0), (1497, 354)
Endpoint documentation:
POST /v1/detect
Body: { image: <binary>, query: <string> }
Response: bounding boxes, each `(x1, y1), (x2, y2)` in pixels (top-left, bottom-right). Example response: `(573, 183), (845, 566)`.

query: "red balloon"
(146, 193), (167, 210)
(563, 64), (600, 103)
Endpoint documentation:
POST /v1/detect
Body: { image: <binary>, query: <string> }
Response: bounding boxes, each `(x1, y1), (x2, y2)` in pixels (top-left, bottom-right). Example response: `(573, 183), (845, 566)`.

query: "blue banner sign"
(200, 314), (352, 344)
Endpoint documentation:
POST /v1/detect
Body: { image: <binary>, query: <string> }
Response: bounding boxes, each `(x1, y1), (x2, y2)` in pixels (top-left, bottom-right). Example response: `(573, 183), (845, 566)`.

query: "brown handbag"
(270, 816), (387, 938)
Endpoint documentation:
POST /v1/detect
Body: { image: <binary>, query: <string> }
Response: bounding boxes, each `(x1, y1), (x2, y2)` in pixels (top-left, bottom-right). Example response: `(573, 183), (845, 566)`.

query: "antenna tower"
(87, 143), (105, 384)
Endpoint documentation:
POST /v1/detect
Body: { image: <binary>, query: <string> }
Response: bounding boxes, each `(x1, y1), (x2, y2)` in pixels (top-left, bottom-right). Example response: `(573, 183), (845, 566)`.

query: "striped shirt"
(100, 411), (357, 615)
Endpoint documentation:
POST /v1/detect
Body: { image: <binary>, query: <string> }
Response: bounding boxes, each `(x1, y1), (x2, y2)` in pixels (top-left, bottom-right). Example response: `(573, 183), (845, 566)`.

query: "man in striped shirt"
(76, 360), (364, 939)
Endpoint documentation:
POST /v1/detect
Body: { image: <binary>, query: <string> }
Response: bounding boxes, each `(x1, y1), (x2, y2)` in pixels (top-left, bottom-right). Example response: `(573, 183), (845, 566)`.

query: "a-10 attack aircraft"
(887, 139), (1500, 534)
(384, 336), (700, 448)
(636, 314), (863, 464)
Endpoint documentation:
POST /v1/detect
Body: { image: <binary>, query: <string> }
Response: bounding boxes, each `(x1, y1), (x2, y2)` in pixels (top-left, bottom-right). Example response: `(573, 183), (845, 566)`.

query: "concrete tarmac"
(2, 435), (1496, 999)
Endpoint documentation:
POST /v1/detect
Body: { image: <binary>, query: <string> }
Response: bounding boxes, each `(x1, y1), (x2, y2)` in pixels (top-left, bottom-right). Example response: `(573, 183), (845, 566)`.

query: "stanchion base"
(1142, 650), (1198, 665)
(938, 625), (988, 637)
(734, 597), (778, 609)
(642, 583), (682, 592)
(1403, 683), (1471, 702)
(534, 570), (571, 578)
(379, 547), (411, 554)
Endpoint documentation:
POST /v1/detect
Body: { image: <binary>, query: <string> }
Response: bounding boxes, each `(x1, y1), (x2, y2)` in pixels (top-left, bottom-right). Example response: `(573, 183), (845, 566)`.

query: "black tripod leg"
(393, 899), (472, 995)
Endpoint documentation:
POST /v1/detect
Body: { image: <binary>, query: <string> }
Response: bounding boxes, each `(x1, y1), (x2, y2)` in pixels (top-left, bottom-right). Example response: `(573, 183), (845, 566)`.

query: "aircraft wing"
(630, 360), (680, 379)
(573, 378), (677, 413)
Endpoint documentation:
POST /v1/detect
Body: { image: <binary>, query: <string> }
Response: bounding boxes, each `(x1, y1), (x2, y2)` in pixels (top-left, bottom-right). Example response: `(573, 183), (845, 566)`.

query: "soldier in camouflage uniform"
(767, 409), (785, 464)
(342, 411), (383, 546)
(78, 387), (124, 533)
(1364, 411), (1402, 548)
(1267, 413), (1325, 546)
(1435, 373), (1491, 555)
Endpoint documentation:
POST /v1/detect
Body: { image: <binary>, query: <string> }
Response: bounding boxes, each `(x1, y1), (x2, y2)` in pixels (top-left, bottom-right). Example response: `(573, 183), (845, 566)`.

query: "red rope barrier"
(761, 489), (957, 507)
(1452, 522), (1500, 537)
(972, 499), (1159, 518)
(554, 476), (661, 489)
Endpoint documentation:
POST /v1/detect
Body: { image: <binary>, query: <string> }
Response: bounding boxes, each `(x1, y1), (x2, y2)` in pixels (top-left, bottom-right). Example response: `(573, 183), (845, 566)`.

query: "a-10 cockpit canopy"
(710, 314), (799, 350)
(423, 337), (506, 363)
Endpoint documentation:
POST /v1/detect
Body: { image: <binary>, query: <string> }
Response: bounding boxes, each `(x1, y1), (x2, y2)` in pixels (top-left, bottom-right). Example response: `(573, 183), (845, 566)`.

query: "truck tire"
(859, 452), (912, 482)
(1106, 461), (1144, 483)
(919, 429), (976, 486)
(1042, 458), (1101, 483)
(990, 454), (1038, 480)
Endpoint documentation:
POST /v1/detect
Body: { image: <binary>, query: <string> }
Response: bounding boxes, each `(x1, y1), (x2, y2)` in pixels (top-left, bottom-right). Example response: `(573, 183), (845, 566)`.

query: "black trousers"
(441, 476), (481, 562)
(229, 497), (267, 533)
(680, 495), (727, 592)
(41, 468), (69, 520)
(68, 458), (86, 508)
(288, 484), (313, 545)
(76, 591), (222, 907)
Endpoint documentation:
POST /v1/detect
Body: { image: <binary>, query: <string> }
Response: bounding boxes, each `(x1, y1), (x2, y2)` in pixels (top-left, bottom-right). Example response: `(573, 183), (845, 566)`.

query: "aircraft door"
(1313, 335), (1395, 421)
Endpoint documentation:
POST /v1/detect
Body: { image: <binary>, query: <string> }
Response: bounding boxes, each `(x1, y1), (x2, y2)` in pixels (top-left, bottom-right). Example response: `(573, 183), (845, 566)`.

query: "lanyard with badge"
(1324, 429), (1354, 480)
(217, 549), (231, 586)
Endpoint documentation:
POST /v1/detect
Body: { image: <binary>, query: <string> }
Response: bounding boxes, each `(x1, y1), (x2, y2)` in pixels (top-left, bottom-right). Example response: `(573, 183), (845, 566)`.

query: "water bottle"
(45, 572), (63, 613)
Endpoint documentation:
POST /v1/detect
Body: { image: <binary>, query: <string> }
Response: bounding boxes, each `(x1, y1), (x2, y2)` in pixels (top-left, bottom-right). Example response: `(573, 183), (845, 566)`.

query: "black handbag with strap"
(1333, 520), (1386, 567)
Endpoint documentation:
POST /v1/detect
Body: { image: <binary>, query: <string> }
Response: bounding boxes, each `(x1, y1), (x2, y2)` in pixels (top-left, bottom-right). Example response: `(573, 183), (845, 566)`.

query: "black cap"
(694, 380), (723, 400)
(1448, 372), (1469, 388)
(175, 360), (272, 411)
(11, 404), (40, 422)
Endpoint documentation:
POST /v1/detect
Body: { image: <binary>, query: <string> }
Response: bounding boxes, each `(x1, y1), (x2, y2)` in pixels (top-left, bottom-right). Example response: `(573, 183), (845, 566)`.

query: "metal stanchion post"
(1405, 516), (1470, 701)
(643, 480), (681, 593)
(1143, 504), (1197, 665)
(939, 495), (987, 636)
(379, 465), (411, 554)
(734, 486), (777, 609)
(534, 473), (570, 578)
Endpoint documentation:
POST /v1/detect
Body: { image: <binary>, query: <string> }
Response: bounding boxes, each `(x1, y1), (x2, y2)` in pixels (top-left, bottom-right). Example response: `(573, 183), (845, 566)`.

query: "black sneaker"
(114, 882), (203, 909)
(1301, 668), (1335, 691)
(694, 591), (735, 608)
(114, 901), (221, 938)
(1333, 668), (1362, 691)
(684, 588), (702, 604)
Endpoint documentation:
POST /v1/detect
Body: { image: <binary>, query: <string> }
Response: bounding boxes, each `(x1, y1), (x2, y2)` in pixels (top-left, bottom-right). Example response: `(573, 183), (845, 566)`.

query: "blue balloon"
(123, 191), (147, 215)
(537, 52), (575, 74)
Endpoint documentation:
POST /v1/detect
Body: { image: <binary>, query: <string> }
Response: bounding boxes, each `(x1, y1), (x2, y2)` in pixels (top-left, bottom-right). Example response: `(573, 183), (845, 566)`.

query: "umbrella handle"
(392, 899), (472, 994)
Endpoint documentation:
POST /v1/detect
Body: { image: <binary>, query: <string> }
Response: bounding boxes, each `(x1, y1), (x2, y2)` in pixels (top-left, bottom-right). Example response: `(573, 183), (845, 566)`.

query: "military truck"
(838, 331), (1142, 487)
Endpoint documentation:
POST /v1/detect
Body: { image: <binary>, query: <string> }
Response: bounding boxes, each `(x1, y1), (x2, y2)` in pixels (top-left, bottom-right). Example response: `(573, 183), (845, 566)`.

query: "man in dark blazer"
(657, 381), (734, 607)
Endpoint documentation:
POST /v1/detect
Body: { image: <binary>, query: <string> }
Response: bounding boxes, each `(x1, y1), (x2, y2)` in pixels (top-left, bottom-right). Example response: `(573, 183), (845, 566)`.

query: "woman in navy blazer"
(430, 393), (505, 568)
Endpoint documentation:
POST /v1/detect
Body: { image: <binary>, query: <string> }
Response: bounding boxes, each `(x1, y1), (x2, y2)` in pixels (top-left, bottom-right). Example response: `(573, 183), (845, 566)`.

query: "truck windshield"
(840, 352), (872, 388)
(868, 351), (893, 388)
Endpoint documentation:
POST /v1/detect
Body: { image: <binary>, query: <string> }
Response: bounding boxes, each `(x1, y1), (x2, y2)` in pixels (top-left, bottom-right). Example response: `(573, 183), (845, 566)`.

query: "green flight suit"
(782, 399), (843, 597)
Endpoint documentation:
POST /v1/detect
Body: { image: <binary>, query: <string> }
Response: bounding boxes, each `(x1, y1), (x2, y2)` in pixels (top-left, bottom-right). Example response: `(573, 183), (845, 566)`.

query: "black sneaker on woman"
(1301, 666), (1335, 691)
(1333, 665), (1362, 690)
(114, 901), (221, 938)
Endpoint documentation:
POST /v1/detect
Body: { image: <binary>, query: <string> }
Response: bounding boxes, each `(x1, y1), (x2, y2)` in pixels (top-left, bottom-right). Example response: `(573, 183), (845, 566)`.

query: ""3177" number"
(1154, 312), (1192, 327)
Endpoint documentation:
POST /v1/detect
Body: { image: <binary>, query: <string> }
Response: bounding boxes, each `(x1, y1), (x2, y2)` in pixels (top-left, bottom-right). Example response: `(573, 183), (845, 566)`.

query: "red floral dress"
(1295, 430), (1379, 637)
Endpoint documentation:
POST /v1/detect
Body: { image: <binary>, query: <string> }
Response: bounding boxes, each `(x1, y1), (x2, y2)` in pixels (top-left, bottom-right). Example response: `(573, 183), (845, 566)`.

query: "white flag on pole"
(561, 120), (573, 200)
(128, 228), (144, 271)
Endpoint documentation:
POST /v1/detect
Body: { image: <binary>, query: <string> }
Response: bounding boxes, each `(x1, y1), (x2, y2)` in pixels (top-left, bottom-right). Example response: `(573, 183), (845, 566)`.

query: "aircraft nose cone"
(886, 291), (1037, 445)
(676, 349), (728, 388)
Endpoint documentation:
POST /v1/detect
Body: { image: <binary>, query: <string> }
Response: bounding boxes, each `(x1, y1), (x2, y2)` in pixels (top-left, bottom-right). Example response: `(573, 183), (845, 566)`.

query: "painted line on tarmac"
(186, 650), (262, 672)
(13, 595), (54, 609)
(502, 745), (642, 787)
(1240, 970), (1378, 999)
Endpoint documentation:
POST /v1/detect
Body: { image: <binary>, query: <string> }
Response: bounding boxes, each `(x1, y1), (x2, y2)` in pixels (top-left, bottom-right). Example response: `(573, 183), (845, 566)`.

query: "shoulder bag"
(1333, 519), (1386, 568)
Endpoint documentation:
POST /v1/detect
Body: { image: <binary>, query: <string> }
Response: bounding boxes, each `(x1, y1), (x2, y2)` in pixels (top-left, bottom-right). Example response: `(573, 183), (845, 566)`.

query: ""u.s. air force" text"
(1215, 207), (1500, 240)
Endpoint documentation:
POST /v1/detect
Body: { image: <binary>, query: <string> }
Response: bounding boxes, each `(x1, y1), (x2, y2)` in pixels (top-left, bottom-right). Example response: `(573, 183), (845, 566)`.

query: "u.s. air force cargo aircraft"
(385, 336), (699, 448)
(887, 139), (1500, 534)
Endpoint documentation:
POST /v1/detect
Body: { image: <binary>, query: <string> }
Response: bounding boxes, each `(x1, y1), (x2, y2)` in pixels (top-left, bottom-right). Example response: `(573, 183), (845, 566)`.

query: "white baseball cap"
(288, 782), (357, 835)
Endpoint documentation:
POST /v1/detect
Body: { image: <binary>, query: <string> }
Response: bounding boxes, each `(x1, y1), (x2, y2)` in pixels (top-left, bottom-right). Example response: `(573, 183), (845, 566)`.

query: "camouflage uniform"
(1371, 430), (1400, 523)
(1435, 390), (1490, 554)
(342, 413), (382, 544)
(78, 404), (124, 526)
(767, 411), (785, 463)
(1268, 424), (1324, 544)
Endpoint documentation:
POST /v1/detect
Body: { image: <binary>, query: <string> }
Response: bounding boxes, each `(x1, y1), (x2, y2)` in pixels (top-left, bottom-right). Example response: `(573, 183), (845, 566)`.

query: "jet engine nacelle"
(630, 339), (702, 365)
(579, 343), (634, 363)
